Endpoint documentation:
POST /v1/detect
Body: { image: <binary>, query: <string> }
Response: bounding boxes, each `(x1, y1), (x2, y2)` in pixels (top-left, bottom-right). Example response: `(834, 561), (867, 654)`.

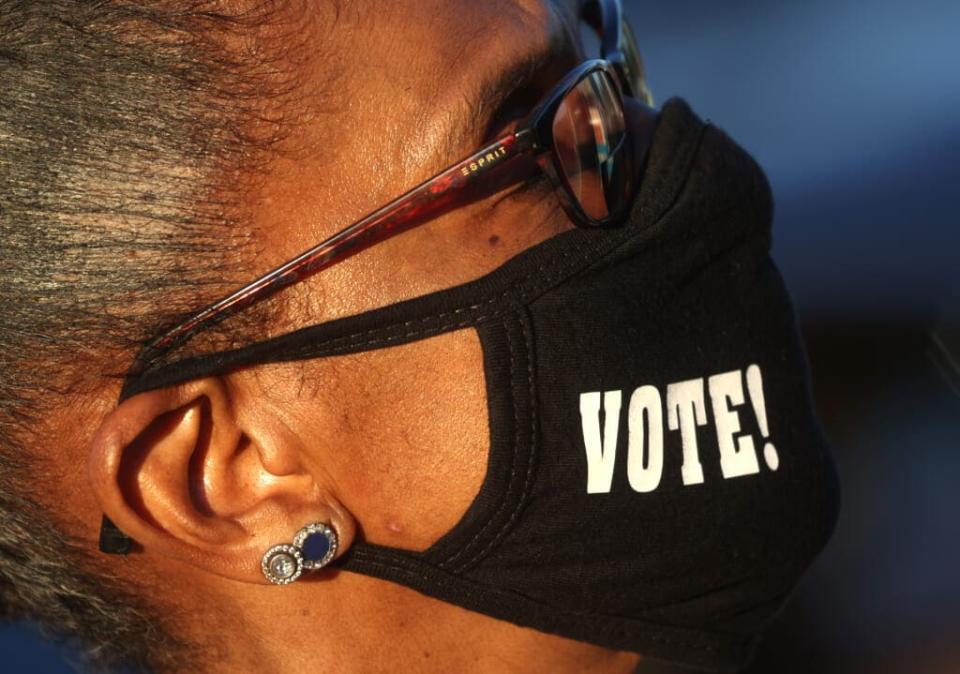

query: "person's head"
(1, 1), (648, 670)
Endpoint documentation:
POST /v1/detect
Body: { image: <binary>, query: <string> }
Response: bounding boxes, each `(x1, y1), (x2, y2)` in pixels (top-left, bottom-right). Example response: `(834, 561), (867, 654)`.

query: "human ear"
(87, 378), (355, 583)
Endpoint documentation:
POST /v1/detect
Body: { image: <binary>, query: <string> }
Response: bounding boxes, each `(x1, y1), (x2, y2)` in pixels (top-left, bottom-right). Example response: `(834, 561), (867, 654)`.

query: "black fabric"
(122, 99), (840, 671)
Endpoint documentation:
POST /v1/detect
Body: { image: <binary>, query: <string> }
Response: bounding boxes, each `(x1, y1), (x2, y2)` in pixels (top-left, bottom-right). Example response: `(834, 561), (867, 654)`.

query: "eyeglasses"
(100, 0), (651, 554)
(128, 0), (650, 373)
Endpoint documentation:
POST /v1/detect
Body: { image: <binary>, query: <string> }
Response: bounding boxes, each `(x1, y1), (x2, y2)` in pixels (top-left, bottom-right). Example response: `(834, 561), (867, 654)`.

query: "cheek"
(276, 329), (489, 551)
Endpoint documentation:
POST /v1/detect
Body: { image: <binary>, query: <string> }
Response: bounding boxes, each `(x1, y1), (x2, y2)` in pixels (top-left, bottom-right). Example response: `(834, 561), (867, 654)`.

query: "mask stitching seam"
(266, 241), (599, 360)
(290, 243), (585, 349)
(438, 313), (526, 569)
(446, 311), (539, 572)
(298, 193), (699, 357)
(347, 552), (724, 652)
(138, 248), (561, 385)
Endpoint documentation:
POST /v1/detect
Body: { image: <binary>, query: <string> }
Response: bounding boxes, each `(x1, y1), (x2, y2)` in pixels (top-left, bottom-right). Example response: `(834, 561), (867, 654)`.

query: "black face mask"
(119, 99), (840, 672)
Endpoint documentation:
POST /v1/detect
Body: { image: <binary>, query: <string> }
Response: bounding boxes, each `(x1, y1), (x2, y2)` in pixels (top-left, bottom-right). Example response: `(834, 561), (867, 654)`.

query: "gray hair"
(0, 1), (301, 669)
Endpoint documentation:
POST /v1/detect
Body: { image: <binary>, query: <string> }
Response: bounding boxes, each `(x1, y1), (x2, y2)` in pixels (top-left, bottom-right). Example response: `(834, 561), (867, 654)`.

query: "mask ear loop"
(99, 515), (132, 554)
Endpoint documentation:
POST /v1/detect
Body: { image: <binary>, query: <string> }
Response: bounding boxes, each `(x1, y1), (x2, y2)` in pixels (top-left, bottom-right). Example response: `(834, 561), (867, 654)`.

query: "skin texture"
(49, 1), (647, 671)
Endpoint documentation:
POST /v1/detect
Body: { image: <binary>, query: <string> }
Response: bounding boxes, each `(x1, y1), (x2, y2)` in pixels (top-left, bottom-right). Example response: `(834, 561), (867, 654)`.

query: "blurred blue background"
(626, 1), (960, 673)
(3, 0), (958, 671)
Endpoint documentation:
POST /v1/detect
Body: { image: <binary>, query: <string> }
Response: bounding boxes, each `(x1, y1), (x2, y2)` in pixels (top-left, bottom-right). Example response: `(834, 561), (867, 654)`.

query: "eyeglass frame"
(582, 0), (653, 105)
(100, 0), (650, 555)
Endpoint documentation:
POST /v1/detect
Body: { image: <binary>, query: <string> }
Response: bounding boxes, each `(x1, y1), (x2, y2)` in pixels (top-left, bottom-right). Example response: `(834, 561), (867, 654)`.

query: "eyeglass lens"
(551, 70), (629, 222)
(619, 20), (653, 105)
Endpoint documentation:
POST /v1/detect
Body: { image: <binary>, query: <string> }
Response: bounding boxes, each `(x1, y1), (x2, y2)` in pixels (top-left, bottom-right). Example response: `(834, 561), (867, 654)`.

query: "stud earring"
(261, 544), (303, 585)
(261, 521), (339, 585)
(293, 522), (339, 570)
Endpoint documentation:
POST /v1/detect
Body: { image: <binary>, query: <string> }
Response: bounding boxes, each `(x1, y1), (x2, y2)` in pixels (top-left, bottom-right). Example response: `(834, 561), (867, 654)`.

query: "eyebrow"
(471, 25), (576, 138)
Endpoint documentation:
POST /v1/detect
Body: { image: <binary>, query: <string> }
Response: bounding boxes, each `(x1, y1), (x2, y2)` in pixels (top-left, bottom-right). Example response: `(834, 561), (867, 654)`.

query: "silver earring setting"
(293, 522), (338, 570)
(262, 522), (339, 585)
(261, 544), (303, 586)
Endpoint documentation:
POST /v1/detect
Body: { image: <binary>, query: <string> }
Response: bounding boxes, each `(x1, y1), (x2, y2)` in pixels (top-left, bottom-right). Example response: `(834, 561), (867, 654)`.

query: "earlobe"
(87, 377), (355, 583)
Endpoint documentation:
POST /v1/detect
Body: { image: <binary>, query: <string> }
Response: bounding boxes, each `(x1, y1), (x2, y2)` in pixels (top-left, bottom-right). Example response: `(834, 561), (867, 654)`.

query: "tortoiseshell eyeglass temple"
(131, 130), (539, 374)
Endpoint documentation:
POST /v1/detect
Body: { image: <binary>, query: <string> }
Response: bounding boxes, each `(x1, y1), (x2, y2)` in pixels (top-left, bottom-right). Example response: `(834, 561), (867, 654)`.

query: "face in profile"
(0, 1), (644, 671)
(0, 2), (837, 673)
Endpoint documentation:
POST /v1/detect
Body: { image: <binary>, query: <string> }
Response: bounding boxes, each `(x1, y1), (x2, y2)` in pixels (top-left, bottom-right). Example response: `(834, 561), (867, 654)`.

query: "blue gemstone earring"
(262, 522), (339, 585)
(293, 522), (339, 570)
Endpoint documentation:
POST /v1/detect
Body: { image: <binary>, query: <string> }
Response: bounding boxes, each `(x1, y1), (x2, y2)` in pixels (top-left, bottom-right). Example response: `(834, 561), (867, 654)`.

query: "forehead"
(311, 0), (571, 117)
(346, 0), (563, 50)
(255, 0), (578, 211)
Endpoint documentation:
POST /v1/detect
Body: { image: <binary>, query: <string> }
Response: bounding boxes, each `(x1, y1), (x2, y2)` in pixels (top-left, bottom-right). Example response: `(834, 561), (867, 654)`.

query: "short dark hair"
(0, 1), (301, 669)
